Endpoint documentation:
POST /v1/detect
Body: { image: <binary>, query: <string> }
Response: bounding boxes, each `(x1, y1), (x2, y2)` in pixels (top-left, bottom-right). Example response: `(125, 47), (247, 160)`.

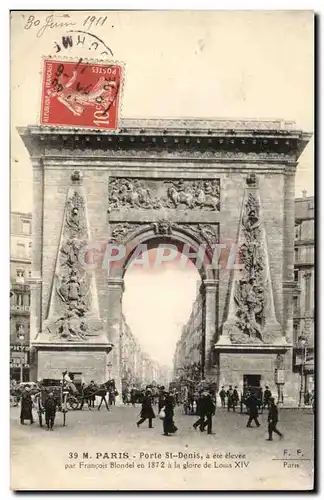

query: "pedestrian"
(20, 385), (34, 425)
(137, 390), (155, 429)
(193, 392), (205, 431)
(44, 391), (57, 431)
(233, 386), (239, 411)
(88, 380), (97, 408)
(246, 391), (261, 428)
(109, 387), (116, 406)
(193, 392), (215, 434)
(158, 386), (166, 413)
(219, 386), (226, 408)
(130, 387), (137, 407)
(227, 385), (235, 412)
(267, 397), (283, 441)
(97, 383), (110, 411)
(162, 391), (178, 436)
(263, 386), (272, 410)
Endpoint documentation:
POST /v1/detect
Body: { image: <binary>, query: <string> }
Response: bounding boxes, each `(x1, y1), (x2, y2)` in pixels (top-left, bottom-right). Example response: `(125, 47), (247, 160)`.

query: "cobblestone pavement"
(11, 403), (314, 491)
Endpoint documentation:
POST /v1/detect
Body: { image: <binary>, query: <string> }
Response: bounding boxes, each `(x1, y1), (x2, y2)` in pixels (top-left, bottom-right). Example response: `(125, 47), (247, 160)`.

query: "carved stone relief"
(110, 223), (143, 244)
(152, 219), (174, 235)
(108, 221), (219, 250)
(108, 178), (220, 212)
(44, 173), (103, 342)
(182, 223), (219, 248)
(232, 191), (266, 343)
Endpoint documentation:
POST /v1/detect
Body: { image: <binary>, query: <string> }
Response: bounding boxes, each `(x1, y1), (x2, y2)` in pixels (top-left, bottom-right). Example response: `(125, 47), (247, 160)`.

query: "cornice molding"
(18, 118), (312, 162)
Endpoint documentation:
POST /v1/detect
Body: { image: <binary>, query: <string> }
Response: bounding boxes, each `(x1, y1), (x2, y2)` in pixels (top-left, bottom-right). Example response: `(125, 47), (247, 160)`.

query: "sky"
(123, 253), (200, 367)
(10, 10), (314, 367)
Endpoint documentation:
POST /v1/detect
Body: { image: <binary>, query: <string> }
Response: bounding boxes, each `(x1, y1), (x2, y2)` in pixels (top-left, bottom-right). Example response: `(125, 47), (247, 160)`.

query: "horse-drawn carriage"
(35, 379), (68, 427)
(64, 378), (116, 410)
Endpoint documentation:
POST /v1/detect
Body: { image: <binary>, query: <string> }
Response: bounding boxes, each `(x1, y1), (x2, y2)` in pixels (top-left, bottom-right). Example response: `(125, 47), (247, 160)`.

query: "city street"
(11, 403), (314, 491)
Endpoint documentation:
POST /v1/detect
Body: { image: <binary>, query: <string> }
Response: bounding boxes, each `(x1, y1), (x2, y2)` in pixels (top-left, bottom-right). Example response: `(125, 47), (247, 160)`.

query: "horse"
(81, 380), (114, 411)
(168, 186), (195, 208)
(196, 189), (220, 210)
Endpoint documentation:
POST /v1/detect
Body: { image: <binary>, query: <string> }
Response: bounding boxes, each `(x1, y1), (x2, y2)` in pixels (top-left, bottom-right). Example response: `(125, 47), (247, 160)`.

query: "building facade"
(10, 212), (32, 381)
(174, 282), (203, 378)
(19, 118), (310, 401)
(293, 191), (315, 397)
(120, 314), (166, 388)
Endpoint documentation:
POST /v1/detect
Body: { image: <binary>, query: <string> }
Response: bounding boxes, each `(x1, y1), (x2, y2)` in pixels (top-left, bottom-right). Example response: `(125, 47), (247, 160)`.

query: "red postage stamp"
(40, 59), (122, 130)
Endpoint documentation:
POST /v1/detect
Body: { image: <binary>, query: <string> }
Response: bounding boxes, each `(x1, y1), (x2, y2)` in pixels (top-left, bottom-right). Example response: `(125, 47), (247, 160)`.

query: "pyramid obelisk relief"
(220, 173), (283, 345)
(39, 171), (106, 344)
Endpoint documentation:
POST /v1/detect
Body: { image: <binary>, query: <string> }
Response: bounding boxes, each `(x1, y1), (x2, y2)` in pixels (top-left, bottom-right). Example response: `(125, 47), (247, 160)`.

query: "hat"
(201, 391), (209, 397)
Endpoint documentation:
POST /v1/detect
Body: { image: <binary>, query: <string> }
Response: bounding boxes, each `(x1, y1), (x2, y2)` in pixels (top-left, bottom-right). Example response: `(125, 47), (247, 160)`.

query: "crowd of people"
(12, 376), (315, 439)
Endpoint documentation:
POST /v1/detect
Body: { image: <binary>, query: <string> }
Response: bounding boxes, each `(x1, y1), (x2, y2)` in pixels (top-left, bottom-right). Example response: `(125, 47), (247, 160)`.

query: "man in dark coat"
(20, 385), (34, 425)
(193, 392), (215, 434)
(233, 386), (240, 411)
(44, 391), (57, 431)
(130, 387), (137, 407)
(137, 390), (156, 428)
(227, 385), (235, 412)
(263, 386), (272, 410)
(219, 386), (226, 408)
(246, 392), (261, 428)
(267, 397), (283, 440)
(163, 392), (178, 436)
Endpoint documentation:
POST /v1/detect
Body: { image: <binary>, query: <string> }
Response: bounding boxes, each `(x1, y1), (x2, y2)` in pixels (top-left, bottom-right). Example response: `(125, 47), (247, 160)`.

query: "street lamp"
(107, 362), (112, 380)
(17, 326), (25, 383)
(298, 335), (307, 408)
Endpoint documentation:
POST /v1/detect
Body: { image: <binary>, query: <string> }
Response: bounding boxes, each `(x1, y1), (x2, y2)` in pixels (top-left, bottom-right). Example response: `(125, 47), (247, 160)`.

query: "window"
(22, 221), (31, 235)
(15, 323), (23, 333)
(16, 243), (25, 258)
(16, 293), (23, 306)
(295, 225), (301, 240)
(16, 269), (24, 278)
(293, 322), (299, 343)
(294, 269), (299, 282)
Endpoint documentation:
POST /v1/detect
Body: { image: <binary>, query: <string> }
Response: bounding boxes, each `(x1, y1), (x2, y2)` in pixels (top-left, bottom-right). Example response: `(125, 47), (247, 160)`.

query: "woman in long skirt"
(163, 392), (178, 436)
(20, 385), (34, 425)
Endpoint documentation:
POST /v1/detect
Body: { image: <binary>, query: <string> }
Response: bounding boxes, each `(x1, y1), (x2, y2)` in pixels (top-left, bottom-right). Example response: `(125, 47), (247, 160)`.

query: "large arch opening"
(106, 226), (219, 394)
(123, 244), (202, 387)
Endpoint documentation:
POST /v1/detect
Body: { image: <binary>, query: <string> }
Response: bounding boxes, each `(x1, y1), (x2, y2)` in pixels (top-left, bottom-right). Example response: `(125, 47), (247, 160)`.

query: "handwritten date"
(24, 14), (107, 38)
(24, 14), (77, 38)
(83, 16), (107, 31)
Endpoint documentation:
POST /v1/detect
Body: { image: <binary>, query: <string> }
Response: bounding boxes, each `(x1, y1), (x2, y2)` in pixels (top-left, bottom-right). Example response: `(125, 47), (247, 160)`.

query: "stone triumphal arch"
(19, 118), (310, 400)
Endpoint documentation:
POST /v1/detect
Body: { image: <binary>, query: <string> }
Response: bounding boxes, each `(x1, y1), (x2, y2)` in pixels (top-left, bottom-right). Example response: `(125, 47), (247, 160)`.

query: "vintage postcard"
(10, 10), (314, 491)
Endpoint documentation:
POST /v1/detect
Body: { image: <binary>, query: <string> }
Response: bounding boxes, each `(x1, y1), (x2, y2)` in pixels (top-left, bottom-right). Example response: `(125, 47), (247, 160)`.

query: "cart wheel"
(67, 397), (79, 410)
